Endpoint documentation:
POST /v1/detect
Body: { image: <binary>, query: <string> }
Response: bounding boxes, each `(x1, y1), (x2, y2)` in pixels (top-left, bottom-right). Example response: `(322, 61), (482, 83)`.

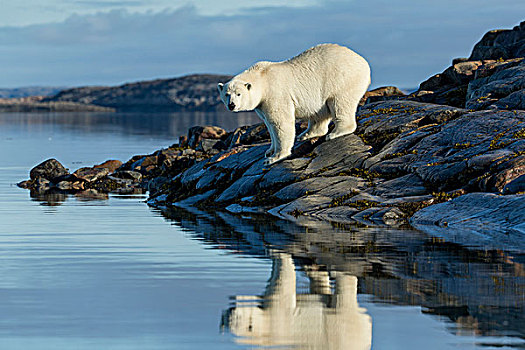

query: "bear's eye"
(237, 93), (241, 96)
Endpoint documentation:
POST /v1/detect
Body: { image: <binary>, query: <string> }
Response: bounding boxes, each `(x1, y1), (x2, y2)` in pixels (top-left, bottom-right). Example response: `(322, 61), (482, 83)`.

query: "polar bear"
(218, 44), (371, 165)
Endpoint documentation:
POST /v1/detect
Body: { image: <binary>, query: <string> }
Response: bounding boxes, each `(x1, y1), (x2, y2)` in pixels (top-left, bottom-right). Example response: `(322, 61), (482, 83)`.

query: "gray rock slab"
(304, 134), (371, 175)
(410, 193), (525, 251)
(258, 158), (311, 190)
(273, 176), (355, 201)
(359, 101), (464, 138)
(372, 174), (428, 198)
(173, 189), (216, 207)
(214, 144), (267, 172)
(215, 175), (262, 202)
(316, 177), (369, 199)
(195, 168), (227, 190)
(180, 158), (211, 186)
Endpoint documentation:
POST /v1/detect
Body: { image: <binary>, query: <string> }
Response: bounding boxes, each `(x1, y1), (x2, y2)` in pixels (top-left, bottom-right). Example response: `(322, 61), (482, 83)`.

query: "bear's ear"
(245, 83), (252, 91)
(217, 83), (224, 92)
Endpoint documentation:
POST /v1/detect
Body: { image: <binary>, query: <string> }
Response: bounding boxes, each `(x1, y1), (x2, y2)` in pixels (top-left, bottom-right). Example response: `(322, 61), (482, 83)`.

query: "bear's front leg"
(263, 110), (295, 166)
(255, 108), (276, 158)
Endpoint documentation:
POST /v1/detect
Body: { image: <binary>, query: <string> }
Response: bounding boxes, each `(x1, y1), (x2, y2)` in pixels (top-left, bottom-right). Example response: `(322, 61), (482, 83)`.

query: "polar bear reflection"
(221, 253), (371, 349)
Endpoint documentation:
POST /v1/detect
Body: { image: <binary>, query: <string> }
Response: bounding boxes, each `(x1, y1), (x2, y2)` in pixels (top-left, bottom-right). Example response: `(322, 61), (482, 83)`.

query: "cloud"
(0, 1), (523, 88)
(73, 0), (145, 8)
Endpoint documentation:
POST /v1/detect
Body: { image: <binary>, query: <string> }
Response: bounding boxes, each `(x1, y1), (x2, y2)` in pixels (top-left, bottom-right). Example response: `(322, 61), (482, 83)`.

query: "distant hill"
(0, 86), (65, 98)
(43, 74), (233, 112)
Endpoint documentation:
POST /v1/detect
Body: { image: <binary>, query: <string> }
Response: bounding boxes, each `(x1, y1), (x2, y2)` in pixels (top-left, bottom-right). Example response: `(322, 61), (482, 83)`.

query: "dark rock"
(468, 22), (525, 60)
(73, 167), (110, 182)
(30, 158), (69, 181)
(196, 138), (221, 153)
(179, 135), (188, 148)
(239, 123), (270, 145)
(273, 176), (355, 201)
(480, 155), (525, 193)
(215, 175), (262, 202)
(466, 59), (525, 110)
(173, 189), (217, 207)
(147, 176), (170, 195)
(304, 134), (371, 174)
(503, 174), (525, 194)
(188, 125), (227, 149)
(94, 159), (122, 173)
(361, 86), (406, 105)
(357, 101), (465, 150)
(112, 170), (143, 182)
(372, 174), (428, 198)
(259, 158), (311, 189)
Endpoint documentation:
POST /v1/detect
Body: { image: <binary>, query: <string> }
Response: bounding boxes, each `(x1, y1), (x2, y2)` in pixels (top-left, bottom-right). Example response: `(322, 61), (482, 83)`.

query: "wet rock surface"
(18, 23), (525, 250)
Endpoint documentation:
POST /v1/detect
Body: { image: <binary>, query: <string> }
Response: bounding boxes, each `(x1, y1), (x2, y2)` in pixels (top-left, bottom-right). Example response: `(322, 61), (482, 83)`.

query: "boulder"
(361, 86), (406, 105)
(29, 158), (69, 181)
(188, 125), (227, 149)
(466, 59), (525, 110)
(468, 21), (525, 60)
(94, 159), (122, 173)
(73, 167), (110, 182)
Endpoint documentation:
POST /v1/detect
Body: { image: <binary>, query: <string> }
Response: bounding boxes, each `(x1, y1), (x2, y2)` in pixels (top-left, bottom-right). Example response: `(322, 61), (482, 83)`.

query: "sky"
(0, 0), (524, 89)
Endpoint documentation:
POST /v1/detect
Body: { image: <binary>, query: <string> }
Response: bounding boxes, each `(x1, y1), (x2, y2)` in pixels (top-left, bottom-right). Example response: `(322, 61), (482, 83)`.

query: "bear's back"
(286, 43), (365, 66)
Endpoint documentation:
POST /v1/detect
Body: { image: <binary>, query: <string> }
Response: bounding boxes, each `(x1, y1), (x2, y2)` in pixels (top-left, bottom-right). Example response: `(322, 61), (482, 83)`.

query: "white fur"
(218, 44), (371, 165)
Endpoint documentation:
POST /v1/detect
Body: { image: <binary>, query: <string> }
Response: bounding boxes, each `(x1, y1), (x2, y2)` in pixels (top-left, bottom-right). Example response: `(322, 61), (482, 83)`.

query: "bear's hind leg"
(326, 97), (358, 141)
(297, 116), (331, 141)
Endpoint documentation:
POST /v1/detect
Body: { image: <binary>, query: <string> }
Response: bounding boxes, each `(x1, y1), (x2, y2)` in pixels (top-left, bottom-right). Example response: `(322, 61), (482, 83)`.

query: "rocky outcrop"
(468, 22), (525, 61)
(408, 21), (525, 110)
(43, 74), (232, 112)
(142, 101), (523, 238)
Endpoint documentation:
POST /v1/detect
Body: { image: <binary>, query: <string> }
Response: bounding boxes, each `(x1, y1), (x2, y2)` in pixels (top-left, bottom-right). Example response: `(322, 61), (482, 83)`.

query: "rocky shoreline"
(18, 22), (525, 251)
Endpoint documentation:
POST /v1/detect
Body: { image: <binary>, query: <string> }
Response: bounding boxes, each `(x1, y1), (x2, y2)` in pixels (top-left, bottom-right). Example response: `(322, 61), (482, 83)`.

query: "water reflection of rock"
(222, 252), (372, 349)
(159, 206), (524, 342)
(30, 188), (111, 205)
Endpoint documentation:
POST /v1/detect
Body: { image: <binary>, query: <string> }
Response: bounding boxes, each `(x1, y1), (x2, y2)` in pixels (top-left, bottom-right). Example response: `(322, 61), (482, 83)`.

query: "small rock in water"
(29, 158), (69, 181)
(73, 167), (110, 182)
(94, 159), (122, 173)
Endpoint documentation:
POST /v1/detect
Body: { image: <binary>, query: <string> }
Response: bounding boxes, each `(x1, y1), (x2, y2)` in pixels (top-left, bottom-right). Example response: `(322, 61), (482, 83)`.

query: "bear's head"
(217, 80), (259, 112)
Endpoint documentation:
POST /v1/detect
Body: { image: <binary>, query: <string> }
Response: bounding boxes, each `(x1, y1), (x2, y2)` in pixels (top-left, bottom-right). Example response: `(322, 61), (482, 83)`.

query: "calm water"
(0, 112), (523, 349)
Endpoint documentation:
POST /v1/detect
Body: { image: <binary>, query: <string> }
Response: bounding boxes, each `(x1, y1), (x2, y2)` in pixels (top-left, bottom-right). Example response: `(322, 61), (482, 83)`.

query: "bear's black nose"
(228, 102), (235, 111)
